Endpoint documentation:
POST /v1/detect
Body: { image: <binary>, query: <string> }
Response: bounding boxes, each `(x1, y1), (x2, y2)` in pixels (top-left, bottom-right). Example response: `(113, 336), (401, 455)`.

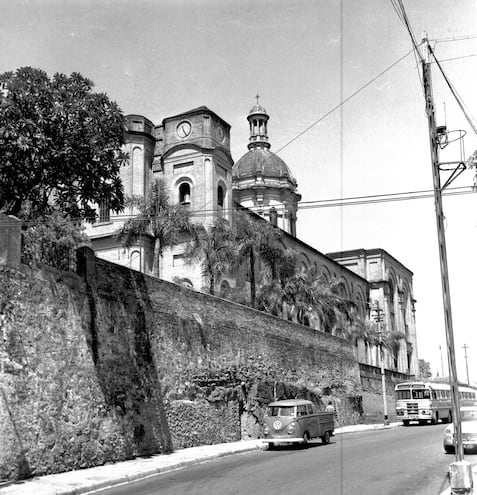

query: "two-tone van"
(262, 399), (334, 448)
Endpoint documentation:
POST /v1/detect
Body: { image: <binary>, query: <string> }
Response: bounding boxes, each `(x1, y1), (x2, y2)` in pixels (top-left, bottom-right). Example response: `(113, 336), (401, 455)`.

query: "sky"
(1, 0), (477, 383)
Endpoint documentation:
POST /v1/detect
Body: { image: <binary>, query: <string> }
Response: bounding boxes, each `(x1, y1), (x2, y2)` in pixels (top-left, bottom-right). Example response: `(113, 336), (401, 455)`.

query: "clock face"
(216, 126), (225, 142)
(177, 121), (191, 138)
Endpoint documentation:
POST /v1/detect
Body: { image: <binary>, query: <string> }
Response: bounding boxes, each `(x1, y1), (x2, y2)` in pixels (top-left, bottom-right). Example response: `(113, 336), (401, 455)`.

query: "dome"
(232, 148), (295, 182)
(248, 103), (268, 116)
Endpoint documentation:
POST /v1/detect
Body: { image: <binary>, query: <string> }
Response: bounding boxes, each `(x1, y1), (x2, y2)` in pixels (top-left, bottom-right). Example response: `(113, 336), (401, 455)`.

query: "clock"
(216, 126), (225, 142)
(177, 121), (191, 138)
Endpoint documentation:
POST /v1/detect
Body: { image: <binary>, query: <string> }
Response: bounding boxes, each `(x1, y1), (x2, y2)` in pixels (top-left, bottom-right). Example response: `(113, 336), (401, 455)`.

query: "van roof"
(267, 399), (313, 407)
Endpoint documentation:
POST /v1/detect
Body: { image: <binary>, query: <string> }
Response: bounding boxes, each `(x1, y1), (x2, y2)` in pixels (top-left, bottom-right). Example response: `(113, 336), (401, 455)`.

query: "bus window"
(396, 390), (411, 400)
(412, 389), (430, 400)
(432, 390), (437, 399)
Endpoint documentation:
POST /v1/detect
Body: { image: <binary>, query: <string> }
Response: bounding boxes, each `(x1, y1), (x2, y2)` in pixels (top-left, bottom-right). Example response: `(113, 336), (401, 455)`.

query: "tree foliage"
(231, 209), (284, 308)
(187, 219), (235, 295)
(419, 358), (432, 378)
(0, 67), (126, 220)
(116, 179), (191, 276)
(22, 211), (90, 271)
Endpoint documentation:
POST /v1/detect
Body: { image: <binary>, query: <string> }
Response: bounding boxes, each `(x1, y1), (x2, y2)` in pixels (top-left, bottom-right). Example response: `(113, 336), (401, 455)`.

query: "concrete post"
(449, 461), (473, 493)
(0, 214), (21, 268)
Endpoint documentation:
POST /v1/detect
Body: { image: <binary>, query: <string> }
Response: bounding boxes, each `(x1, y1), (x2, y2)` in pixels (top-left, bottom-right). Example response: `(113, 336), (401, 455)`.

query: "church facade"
(84, 102), (419, 376)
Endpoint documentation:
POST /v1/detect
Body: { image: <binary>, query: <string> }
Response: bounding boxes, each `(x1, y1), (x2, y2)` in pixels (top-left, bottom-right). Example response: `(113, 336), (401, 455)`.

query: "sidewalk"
(0, 422), (401, 495)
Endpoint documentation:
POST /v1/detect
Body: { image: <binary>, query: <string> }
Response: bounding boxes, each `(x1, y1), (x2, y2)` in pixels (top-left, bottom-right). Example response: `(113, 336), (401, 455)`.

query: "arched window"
(219, 280), (230, 298)
(179, 182), (191, 205)
(269, 207), (278, 227)
(217, 185), (224, 207)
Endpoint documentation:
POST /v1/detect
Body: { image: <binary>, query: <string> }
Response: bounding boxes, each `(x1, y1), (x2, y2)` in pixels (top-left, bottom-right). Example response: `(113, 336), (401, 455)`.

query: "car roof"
(267, 399), (313, 407)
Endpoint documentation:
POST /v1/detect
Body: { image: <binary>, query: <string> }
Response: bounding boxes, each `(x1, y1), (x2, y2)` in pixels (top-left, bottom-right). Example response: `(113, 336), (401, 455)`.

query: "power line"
(274, 47), (415, 154)
(429, 45), (477, 137)
(392, 0), (424, 63)
(436, 53), (477, 63)
(5, 184), (474, 229)
(433, 35), (477, 44)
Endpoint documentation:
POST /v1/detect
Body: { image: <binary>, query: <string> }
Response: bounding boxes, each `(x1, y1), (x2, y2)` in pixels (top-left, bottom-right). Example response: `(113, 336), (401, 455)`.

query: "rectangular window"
(396, 390), (411, 400)
(99, 201), (110, 223)
(132, 120), (143, 131)
(173, 253), (189, 266)
(173, 161), (193, 170)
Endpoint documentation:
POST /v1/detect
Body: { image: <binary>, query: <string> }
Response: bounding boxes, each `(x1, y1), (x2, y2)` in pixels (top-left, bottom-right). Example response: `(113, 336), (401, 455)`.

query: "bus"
(395, 381), (477, 426)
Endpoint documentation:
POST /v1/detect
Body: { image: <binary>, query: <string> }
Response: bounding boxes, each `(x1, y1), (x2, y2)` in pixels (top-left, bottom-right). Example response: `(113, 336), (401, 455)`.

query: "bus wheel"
(402, 420), (410, 426)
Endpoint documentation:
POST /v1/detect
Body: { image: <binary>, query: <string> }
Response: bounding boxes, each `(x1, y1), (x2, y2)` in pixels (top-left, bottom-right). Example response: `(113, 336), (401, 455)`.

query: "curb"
(0, 423), (400, 495)
(0, 441), (266, 495)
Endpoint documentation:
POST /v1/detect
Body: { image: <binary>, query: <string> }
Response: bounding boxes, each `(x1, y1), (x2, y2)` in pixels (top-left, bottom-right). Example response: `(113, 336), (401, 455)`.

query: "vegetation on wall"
(21, 211), (90, 271)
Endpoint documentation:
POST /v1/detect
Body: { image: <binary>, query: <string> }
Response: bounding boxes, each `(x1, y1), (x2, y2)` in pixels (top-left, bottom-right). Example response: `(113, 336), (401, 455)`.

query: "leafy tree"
(22, 211), (90, 271)
(116, 179), (191, 277)
(187, 218), (235, 295)
(419, 359), (432, 378)
(384, 330), (406, 369)
(0, 67), (126, 220)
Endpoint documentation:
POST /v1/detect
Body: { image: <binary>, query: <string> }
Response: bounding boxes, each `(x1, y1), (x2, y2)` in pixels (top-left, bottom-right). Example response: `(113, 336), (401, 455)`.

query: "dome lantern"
(247, 94), (270, 150)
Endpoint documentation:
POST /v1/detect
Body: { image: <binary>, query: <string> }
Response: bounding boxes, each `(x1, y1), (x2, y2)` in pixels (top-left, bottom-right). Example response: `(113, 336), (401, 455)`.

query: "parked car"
(443, 406), (477, 454)
(262, 399), (334, 448)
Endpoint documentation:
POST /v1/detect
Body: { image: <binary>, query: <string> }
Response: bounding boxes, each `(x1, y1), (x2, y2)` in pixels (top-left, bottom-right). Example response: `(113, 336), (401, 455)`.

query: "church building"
(84, 101), (419, 377)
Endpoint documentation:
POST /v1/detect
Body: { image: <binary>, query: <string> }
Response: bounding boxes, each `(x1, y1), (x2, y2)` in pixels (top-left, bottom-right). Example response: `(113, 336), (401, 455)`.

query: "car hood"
(447, 422), (477, 434)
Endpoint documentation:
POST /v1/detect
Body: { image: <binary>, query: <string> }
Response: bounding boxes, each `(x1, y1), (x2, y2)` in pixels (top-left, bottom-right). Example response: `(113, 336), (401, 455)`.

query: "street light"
(463, 344), (470, 385)
(372, 301), (389, 426)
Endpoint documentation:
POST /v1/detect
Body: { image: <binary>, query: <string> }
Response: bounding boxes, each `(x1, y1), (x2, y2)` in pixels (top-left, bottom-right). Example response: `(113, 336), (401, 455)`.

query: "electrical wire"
(274, 46), (415, 154)
(433, 35), (477, 44)
(393, 0), (424, 64)
(429, 45), (477, 137)
(4, 184), (475, 229)
(436, 53), (477, 63)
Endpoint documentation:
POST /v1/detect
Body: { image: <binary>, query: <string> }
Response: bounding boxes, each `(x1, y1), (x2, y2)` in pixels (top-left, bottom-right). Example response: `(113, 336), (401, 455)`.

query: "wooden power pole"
(421, 35), (465, 464)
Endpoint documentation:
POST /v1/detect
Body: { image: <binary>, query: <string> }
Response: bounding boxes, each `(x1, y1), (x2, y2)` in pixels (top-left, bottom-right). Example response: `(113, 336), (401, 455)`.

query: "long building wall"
(0, 237), (367, 481)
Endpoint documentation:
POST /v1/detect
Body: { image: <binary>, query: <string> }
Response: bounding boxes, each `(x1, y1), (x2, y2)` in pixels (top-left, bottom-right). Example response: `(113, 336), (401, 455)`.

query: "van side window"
(307, 404), (314, 415)
(297, 405), (307, 416)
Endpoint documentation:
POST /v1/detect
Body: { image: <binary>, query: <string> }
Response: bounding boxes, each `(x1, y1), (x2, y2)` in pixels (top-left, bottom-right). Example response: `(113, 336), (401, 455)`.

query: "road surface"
(97, 424), (468, 495)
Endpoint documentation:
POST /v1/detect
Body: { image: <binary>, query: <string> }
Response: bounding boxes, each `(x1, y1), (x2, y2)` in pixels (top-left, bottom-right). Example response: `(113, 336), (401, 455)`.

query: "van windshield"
(266, 406), (295, 417)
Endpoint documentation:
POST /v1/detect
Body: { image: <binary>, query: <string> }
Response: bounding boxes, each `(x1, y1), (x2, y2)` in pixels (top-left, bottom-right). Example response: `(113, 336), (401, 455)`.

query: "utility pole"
(421, 35), (467, 476)
(372, 301), (389, 425)
(439, 344), (445, 378)
(463, 344), (470, 385)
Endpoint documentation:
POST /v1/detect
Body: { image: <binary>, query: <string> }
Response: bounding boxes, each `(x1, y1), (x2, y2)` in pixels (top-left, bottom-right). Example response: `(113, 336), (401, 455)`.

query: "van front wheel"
(302, 432), (310, 448)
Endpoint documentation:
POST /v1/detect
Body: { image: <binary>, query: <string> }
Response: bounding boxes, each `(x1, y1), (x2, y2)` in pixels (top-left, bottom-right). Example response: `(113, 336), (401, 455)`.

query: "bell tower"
(155, 106), (234, 228)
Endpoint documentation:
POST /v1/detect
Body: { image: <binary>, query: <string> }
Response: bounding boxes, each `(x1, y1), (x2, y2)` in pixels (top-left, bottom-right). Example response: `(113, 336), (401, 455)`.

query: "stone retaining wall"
(0, 244), (364, 480)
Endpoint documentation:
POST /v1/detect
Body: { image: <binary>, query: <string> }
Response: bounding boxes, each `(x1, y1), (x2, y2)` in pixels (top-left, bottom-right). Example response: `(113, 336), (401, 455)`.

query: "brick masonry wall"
(359, 364), (413, 423)
(0, 248), (364, 480)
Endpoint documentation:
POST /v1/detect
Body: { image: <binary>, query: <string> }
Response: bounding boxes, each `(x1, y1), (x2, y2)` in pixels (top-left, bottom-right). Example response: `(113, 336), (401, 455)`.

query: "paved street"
(96, 424), (462, 495)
